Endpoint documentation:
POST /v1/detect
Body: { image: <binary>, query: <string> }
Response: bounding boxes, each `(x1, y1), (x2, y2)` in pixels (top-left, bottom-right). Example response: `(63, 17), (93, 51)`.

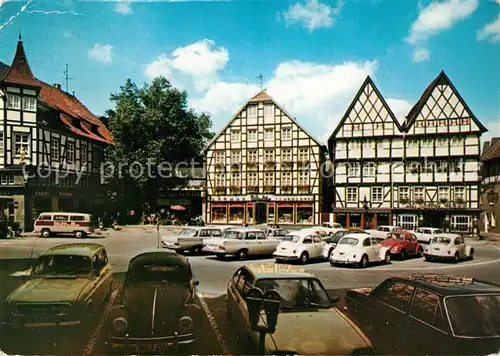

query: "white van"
(34, 212), (96, 238)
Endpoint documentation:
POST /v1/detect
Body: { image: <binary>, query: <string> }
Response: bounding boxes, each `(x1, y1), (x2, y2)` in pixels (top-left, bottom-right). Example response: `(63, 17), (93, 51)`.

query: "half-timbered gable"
(205, 90), (325, 225)
(480, 138), (500, 234)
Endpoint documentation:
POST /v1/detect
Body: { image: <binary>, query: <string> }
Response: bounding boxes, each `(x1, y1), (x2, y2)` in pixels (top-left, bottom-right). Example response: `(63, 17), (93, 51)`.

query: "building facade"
(328, 72), (486, 233)
(204, 91), (326, 225)
(480, 138), (500, 234)
(0, 36), (113, 231)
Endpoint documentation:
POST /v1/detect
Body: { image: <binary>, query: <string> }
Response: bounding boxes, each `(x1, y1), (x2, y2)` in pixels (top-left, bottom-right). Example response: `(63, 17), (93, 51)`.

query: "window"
(264, 149), (274, 162)
(421, 139), (433, 148)
(436, 138), (448, 147)
(450, 137), (462, 146)
(231, 172), (241, 186)
(399, 187), (410, 201)
(7, 94), (20, 109)
(281, 127), (292, 140)
(247, 150), (257, 163)
(0, 131), (4, 156)
(0, 173), (15, 185)
(451, 215), (471, 232)
(454, 187), (465, 201)
(282, 172), (292, 186)
(298, 148), (309, 162)
(347, 187), (358, 202)
(215, 151), (225, 164)
(363, 162), (376, 177)
(372, 187), (383, 203)
(298, 171), (308, 186)
(66, 142), (75, 163)
(407, 139), (418, 149)
(22, 96), (36, 111)
(38, 214), (52, 221)
(247, 129), (258, 141)
(414, 187), (425, 201)
(377, 282), (415, 313)
(264, 104), (274, 117)
(264, 172), (274, 186)
(215, 173), (225, 186)
(81, 144), (87, 164)
(350, 141), (361, 150)
(438, 187), (449, 201)
(348, 162), (360, 177)
(411, 289), (446, 331)
(247, 172), (258, 186)
(231, 150), (241, 164)
(363, 140), (375, 149)
(14, 132), (30, 157)
(53, 215), (69, 221)
(231, 130), (241, 142)
(282, 149), (292, 162)
(256, 231), (266, 240)
(264, 128), (274, 141)
(70, 215), (85, 221)
(247, 105), (257, 117)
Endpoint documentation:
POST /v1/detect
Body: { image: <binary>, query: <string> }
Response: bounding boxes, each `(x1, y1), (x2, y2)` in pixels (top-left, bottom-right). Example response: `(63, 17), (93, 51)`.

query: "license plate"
(136, 343), (171, 353)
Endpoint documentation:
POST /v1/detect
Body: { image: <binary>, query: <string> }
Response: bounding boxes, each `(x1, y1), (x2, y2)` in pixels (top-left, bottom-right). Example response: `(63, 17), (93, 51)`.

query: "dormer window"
(22, 96), (36, 111)
(7, 94), (21, 109)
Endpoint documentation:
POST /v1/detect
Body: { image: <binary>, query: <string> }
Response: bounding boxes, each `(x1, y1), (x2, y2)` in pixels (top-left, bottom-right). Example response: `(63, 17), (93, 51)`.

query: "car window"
(232, 269), (241, 285)
(236, 269), (254, 297)
(303, 237), (313, 244)
(246, 233), (256, 240)
(454, 238), (460, 245)
(54, 215), (68, 221)
(199, 229), (210, 237)
(370, 238), (379, 245)
(97, 249), (108, 270)
(210, 229), (222, 237)
(70, 215), (85, 221)
(92, 254), (100, 275)
(38, 214), (52, 220)
(435, 230), (443, 234)
(313, 236), (321, 243)
(411, 288), (446, 331)
(363, 238), (371, 247)
(256, 232), (266, 240)
(377, 282), (415, 313)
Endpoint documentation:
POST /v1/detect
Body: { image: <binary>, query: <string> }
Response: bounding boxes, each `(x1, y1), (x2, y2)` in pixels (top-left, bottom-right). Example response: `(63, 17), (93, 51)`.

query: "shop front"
(332, 209), (392, 229)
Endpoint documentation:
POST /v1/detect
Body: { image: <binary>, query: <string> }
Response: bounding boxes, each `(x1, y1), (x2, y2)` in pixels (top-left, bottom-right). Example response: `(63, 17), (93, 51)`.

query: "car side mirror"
(194, 280), (200, 286)
(330, 296), (340, 304)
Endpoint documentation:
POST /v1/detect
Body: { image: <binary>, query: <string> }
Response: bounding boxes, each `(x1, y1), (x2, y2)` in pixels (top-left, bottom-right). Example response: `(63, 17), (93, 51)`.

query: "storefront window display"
(267, 204), (275, 224)
(335, 214), (347, 227)
(246, 204), (254, 224)
(278, 205), (293, 224)
(211, 206), (227, 223)
(350, 213), (362, 228)
(229, 206), (244, 223)
(296, 205), (313, 224)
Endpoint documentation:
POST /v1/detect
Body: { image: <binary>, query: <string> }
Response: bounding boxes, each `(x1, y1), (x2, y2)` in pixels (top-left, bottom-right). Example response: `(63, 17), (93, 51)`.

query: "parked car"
(320, 229), (350, 259)
(321, 222), (343, 229)
(344, 274), (500, 355)
(301, 227), (329, 240)
(161, 226), (224, 254)
(273, 231), (325, 264)
(264, 226), (290, 238)
(413, 227), (444, 243)
(202, 228), (280, 260)
(34, 212), (97, 238)
(104, 250), (201, 354)
(380, 231), (423, 260)
(423, 234), (474, 262)
(367, 225), (403, 240)
(330, 233), (391, 268)
(226, 264), (375, 355)
(2, 243), (112, 332)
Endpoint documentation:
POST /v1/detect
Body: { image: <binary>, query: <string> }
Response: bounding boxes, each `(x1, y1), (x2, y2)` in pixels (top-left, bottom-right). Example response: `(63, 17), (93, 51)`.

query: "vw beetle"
(104, 250), (201, 354)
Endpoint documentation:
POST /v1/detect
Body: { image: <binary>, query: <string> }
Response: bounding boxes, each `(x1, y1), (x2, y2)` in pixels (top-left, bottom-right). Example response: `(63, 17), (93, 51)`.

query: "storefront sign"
(251, 195), (272, 202)
(35, 191), (50, 197)
(212, 195), (314, 202)
(59, 192), (73, 197)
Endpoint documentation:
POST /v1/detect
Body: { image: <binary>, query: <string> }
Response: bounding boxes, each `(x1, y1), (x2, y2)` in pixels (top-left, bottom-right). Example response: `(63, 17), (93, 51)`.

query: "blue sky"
(1, 0), (499, 142)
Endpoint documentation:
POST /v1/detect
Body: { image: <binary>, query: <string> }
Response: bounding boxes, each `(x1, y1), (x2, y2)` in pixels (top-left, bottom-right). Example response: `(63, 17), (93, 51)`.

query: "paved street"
(1, 227), (500, 355)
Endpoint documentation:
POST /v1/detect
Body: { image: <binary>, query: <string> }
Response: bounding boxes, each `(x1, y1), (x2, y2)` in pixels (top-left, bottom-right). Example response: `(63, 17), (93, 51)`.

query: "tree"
(104, 77), (214, 213)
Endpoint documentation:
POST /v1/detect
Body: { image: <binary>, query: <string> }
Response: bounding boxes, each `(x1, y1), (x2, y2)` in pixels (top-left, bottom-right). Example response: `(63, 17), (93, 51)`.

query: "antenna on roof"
(63, 64), (75, 93)
(255, 74), (264, 90)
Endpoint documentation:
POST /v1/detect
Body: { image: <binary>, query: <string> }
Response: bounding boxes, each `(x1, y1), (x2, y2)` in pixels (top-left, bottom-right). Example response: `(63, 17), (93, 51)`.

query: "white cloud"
(386, 98), (414, 125)
(280, 0), (343, 31)
(114, 2), (132, 15)
(144, 54), (175, 82)
(88, 44), (113, 64)
(411, 47), (431, 62)
(477, 14), (500, 43)
(406, 0), (479, 45)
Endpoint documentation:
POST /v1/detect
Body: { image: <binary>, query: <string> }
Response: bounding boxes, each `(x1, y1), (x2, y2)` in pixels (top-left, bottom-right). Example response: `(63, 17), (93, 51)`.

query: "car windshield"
(432, 236), (451, 244)
(125, 263), (190, 284)
(338, 237), (359, 246)
(223, 231), (243, 239)
(325, 233), (343, 243)
(282, 235), (300, 242)
(446, 295), (500, 337)
(32, 255), (91, 276)
(180, 229), (198, 236)
(255, 278), (331, 310)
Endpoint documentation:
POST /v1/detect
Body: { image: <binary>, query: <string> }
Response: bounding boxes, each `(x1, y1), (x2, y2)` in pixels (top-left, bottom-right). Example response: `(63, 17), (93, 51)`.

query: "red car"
(380, 231), (423, 260)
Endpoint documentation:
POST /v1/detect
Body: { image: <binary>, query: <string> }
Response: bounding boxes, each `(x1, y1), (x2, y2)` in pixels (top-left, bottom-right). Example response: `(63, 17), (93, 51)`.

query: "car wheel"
(300, 252), (309, 264)
(74, 231), (85, 238)
(328, 248), (334, 259)
(454, 252), (459, 263)
(417, 247), (423, 257)
(469, 248), (474, 260)
(359, 254), (369, 268)
(400, 249), (406, 260)
(384, 252), (391, 264)
(191, 245), (203, 254)
(41, 228), (50, 238)
(216, 254), (225, 260)
(236, 249), (248, 261)
(425, 256), (432, 262)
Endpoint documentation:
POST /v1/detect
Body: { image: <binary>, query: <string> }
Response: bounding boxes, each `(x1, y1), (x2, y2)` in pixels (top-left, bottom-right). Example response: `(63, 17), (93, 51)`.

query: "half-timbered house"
(0, 36), (113, 231)
(480, 138), (500, 234)
(204, 90), (326, 225)
(328, 71), (487, 234)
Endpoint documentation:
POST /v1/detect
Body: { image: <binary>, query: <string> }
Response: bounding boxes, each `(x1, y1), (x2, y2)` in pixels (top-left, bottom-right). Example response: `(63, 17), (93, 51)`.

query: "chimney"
(72, 91), (75, 96)
(53, 83), (61, 89)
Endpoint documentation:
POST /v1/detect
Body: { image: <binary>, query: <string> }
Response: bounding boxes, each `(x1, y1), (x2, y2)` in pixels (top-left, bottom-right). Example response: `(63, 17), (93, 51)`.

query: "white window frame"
(231, 130), (241, 142)
(231, 150), (241, 164)
(454, 187), (466, 201)
(451, 215), (471, 232)
(80, 144), (87, 164)
(51, 138), (59, 161)
(66, 142), (75, 163)
(0, 131), (4, 156)
(450, 137), (462, 147)
(247, 105), (257, 117)
(247, 150), (258, 163)
(399, 187), (410, 201)
(264, 172), (275, 186)
(247, 129), (258, 142)
(22, 96), (36, 111)
(264, 128), (274, 141)
(215, 173), (225, 186)
(231, 172), (241, 186)
(414, 187), (425, 201)
(7, 94), (21, 109)
(347, 187), (358, 203)
(350, 141), (361, 150)
(281, 127), (292, 140)
(438, 187), (449, 201)
(282, 172), (292, 186)
(371, 187), (383, 203)
(298, 148), (309, 162)
(348, 162), (360, 177)
(13, 132), (30, 157)
(363, 162), (376, 177)
(247, 172), (258, 186)
(264, 149), (274, 162)
(298, 171), (309, 186)
(215, 151), (225, 164)
(362, 140), (374, 149)
(282, 148), (292, 162)
(264, 104), (274, 118)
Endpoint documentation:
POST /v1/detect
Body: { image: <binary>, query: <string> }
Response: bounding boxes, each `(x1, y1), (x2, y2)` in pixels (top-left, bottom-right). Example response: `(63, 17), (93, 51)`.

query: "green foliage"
(104, 77), (214, 211)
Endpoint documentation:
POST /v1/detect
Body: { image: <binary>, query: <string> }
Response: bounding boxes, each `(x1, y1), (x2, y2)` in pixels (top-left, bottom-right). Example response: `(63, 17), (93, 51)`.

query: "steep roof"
(482, 138), (500, 162)
(403, 71), (488, 133)
(1, 36), (40, 88)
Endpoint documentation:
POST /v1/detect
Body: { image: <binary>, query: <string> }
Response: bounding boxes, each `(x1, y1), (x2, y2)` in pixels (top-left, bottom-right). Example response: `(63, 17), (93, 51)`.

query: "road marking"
(196, 291), (230, 355)
(83, 289), (118, 356)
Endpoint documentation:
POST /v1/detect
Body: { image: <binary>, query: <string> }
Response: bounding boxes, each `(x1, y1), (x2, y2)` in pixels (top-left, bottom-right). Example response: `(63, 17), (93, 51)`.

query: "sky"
(0, 0), (499, 143)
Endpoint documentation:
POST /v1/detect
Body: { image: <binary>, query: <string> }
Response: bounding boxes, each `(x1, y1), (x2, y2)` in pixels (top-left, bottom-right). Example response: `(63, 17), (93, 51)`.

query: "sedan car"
(344, 274), (500, 355)
(273, 231), (325, 264)
(2, 243), (112, 332)
(226, 264), (375, 355)
(104, 250), (201, 354)
(413, 227), (444, 243)
(423, 234), (474, 263)
(321, 229), (350, 259)
(380, 231), (423, 260)
(330, 234), (391, 268)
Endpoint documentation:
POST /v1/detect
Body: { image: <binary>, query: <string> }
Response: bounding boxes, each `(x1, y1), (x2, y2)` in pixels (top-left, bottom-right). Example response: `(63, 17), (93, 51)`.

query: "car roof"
(229, 228), (264, 233)
(434, 233), (461, 238)
(244, 263), (316, 280)
(42, 243), (104, 257)
(39, 212), (90, 216)
(418, 227), (441, 230)
(392, 274), (500, 296)
(128, 250), (189, 268)
(285, 230), (318, 237)
(341, 233), (371, 239)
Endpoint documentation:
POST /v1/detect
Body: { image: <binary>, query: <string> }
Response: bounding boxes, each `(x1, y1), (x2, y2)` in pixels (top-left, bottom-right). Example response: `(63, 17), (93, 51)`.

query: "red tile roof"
(1, 38), (39, 88)
(482, 138), (500, 162)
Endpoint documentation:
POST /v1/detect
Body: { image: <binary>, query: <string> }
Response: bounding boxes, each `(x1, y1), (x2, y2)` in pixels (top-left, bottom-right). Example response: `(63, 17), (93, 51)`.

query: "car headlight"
(352, 347), (375, 355)
(352, 254), (356, 259)
(179, 316), (193, 333)
(112, 316), (128, 335)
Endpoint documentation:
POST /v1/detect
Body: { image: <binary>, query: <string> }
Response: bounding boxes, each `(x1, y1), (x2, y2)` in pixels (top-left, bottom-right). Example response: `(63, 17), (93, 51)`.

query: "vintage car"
(320, 229), (350, 259)
(322, 221), (343, 229)
(423, 234), (474, 262)
(380, 231), (423, 260)
(317, 223), (344, 235)
(264, 226), (290, 238)
(273, 231), (325, 264)
(161, 226), (224, 254)
(367, 225), (403, 240)
(226, 264), (375, 355)
(2, 243), (112, 331)
(330, 233), (391, 268)
(202, 228), (281, 260)
(105, 250), (201, 354)
(413, 227), (445, 243)
(344, 274), (500, 355)
(300, 227), (329, 240)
